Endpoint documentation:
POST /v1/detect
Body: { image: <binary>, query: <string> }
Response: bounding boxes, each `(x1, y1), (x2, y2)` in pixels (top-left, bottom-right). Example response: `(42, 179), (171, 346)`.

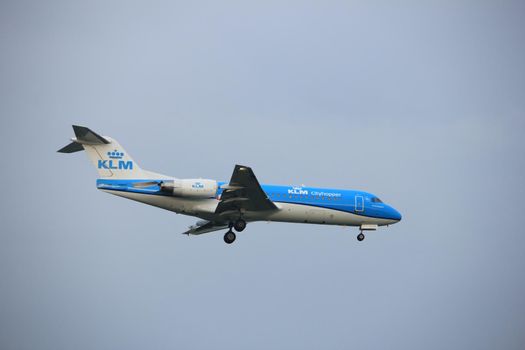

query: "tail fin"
(58, 125), (159, 179)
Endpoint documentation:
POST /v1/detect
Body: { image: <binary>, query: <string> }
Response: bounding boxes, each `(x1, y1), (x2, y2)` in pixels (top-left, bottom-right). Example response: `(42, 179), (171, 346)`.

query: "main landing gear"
(223, 219), (247, 244)
(224, 230), (236, 244)
(233, 219), (246, 232)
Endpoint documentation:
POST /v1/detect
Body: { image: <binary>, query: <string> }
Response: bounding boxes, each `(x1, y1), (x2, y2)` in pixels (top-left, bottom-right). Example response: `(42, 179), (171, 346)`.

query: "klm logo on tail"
(98, 150), (133, 170)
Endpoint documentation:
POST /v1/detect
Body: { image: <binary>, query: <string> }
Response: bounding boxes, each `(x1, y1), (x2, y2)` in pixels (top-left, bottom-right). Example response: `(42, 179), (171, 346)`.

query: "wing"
(182, 220), (228, 235)
(215, 165), (277, 218)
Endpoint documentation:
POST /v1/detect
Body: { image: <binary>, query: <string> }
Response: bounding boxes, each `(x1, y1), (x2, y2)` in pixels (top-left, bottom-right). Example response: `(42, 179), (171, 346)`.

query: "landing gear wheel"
(357, 232), (365, 242)
(233, 219), (247, 232)
(224, 230), (236, 244)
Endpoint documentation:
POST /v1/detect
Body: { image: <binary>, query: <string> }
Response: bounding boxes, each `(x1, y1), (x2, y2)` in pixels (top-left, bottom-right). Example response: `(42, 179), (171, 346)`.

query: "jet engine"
(170, 179), (218, 198)
(134, 179), (218, 198)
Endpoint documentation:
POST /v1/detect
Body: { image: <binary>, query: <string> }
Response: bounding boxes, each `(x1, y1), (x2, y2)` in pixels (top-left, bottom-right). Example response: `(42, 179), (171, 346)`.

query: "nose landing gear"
(356, 224), (378, 242)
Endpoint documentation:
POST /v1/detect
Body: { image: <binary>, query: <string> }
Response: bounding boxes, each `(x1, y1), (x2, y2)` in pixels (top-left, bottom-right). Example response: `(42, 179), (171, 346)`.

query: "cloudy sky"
(1, 1), (524, 349)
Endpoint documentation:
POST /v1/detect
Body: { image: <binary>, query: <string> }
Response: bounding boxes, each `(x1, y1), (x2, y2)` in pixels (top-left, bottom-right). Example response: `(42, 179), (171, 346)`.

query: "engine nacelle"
(170, 179), (218, 198)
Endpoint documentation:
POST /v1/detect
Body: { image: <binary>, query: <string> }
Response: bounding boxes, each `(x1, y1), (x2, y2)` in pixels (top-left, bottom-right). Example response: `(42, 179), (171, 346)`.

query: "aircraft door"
(355, 195), (364, 212)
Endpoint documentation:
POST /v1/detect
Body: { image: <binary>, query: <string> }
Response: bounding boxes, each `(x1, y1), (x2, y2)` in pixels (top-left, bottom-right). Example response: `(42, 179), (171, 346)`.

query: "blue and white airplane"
(58, 126), (401, 244)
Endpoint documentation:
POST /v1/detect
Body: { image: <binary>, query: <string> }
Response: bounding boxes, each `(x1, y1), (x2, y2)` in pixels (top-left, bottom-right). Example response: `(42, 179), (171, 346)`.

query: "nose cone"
(393, 208), (402, 221)
(388, 206), (402, 222)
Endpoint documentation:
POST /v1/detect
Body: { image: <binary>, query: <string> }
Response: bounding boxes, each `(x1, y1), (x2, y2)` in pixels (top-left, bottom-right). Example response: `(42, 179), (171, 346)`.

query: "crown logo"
(107, 150), (124, 159)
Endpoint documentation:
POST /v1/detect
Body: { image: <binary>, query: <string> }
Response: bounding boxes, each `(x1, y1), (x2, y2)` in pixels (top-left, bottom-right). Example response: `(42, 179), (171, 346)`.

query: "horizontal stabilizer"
(57, 141), (84, 153)
(72, 125), (109, 145)
(57, 125), (110, 153)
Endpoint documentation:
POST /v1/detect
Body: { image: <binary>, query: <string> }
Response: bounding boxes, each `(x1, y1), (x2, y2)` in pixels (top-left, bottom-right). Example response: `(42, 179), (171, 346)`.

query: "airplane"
(58, 125), (402, 244)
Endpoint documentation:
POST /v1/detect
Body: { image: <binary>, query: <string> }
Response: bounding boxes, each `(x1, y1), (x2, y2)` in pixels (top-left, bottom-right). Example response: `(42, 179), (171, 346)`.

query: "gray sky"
(1, 1), (524, 349)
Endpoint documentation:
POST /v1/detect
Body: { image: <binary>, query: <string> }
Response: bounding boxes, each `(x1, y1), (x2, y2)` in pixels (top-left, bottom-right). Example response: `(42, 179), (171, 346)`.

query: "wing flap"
(182, 220), (228, 235)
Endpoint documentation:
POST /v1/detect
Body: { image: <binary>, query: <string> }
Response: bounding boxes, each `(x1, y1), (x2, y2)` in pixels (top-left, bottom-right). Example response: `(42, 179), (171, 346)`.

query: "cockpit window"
(371, 197), (383, 203)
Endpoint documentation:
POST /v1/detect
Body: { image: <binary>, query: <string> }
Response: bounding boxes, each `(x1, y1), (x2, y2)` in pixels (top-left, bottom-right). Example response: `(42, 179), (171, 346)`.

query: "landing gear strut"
(357, 232), (365, 241)
(224, 230), (236, 244)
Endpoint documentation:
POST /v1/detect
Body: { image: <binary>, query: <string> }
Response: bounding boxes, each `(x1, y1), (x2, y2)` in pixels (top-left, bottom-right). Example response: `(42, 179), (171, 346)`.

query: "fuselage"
(59, 126), (402, 243)
(96, 179), (402, 227)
